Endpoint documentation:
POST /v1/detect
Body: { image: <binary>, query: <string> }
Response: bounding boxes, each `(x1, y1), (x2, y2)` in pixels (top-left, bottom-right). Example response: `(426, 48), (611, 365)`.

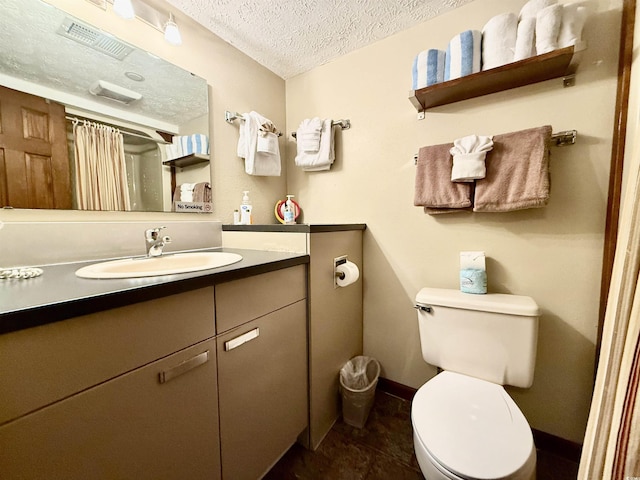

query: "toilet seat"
(412, 371), (534, 480)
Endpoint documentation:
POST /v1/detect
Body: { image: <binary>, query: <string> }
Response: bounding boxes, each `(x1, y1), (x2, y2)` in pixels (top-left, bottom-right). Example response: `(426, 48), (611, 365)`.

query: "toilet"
(412, 288), (540, 480)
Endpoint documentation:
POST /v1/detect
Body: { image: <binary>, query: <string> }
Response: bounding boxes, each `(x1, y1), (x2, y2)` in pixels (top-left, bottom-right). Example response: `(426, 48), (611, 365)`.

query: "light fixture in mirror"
(0, 0), (210, 213)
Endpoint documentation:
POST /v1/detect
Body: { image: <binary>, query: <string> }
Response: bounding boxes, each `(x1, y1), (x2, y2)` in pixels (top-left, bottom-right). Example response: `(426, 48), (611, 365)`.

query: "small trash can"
(339, 356), (380, 428)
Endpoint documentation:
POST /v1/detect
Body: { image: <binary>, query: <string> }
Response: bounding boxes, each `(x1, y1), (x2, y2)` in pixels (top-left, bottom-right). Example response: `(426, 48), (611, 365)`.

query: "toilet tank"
(415, 288), (540, 388)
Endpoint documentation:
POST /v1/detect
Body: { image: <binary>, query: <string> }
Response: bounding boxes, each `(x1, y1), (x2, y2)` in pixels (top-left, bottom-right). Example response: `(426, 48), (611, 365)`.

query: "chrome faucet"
(145, 226), (172, 257)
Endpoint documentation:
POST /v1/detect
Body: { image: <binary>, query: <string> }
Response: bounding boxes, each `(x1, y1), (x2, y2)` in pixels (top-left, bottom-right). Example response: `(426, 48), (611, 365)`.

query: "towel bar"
(291, 119), (351, 139)
(413, 129), (578, 164)
(225, 110), (283, 137)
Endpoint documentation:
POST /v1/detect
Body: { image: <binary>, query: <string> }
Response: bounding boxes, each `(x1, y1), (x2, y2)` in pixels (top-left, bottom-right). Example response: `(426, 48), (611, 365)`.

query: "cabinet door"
(217, 300), (307, 480)
(0, 339), (221, 480)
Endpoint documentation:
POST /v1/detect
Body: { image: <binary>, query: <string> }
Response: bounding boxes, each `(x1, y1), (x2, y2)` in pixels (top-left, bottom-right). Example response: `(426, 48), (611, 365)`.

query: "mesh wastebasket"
(339, 356), (380, 428)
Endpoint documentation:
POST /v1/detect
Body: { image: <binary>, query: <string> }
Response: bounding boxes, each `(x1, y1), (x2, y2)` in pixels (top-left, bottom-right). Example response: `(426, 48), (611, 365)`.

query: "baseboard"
(377, 376), (583, 464)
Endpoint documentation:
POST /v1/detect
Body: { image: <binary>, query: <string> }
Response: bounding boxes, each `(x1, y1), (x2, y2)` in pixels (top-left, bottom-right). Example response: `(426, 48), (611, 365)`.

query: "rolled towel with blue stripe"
(445, 30), (482, 81)
(412, 49), (446, 90)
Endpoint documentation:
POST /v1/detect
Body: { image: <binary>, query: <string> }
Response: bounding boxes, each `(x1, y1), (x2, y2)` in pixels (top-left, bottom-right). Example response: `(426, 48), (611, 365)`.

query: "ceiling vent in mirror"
(57, 17), (134, 61)
(89, 80), (142, 104)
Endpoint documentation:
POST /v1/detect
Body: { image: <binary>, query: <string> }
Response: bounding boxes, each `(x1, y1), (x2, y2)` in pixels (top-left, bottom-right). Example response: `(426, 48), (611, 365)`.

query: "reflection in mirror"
(0, 0), (210, 212)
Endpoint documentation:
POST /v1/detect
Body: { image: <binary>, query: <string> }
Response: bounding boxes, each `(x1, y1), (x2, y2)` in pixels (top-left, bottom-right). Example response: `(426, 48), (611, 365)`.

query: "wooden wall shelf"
(162, 153), (209, 169)
(409, 46), (579, 111)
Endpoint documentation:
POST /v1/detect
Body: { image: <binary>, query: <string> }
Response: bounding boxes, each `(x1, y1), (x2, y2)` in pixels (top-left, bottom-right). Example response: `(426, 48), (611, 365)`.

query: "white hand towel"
(179, 183), (196, 202)
(519, 0), (557, 20)
(482, 13), (518, 70)
(536, 4), (562, 54)
(445, 30), (482, 81)
(257, 131), (279, 155)
(296, 117), (323, 152)
(514, 17), (537, 61)
(295, 119), (335, 171)
(558, 2), (588, 49)
(241, 111), (281, 176)
(412, 49), (446, 89)
(450, 134), (494, 182)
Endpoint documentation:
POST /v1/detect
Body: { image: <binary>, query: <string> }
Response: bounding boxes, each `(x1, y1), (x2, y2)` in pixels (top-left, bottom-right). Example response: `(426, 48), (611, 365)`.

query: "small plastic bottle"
(284, 195), (296, 224)
(240, 191), (253, 225)
(233, 210), (240, 225)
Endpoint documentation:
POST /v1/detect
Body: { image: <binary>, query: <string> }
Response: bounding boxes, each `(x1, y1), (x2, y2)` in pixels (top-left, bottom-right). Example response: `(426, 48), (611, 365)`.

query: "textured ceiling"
(164, 0), (476, 79)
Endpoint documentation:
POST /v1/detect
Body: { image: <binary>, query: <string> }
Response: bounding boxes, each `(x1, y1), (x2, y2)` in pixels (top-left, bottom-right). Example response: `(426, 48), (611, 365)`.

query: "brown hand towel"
(193, 182), (212, 203)
(414, 142), (473, 214)
(474, 125), (552, 212)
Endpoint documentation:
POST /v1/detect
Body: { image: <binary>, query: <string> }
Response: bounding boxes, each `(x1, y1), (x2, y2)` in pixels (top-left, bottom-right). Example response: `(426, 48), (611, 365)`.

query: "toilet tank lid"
(416, 288), (539, 317)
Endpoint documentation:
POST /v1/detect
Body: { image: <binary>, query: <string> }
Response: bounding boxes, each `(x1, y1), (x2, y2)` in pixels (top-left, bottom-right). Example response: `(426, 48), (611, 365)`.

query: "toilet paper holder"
(334, 255), (348, 288)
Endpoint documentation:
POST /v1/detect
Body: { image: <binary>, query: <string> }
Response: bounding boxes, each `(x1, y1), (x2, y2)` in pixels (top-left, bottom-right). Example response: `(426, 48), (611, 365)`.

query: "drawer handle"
(159, 350), (209, 384)
(224, 328), (260, 351)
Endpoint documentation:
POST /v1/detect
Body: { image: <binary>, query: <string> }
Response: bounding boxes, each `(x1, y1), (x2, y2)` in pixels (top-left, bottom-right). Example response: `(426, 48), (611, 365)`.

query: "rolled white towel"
(519, 0), (557, 20)
(450, 134), (494, 182)
(482, 13), (517, 70)
(514, 17), (537, 61)
(536, 4), (562, 54)
(445, 30), (482, 81)
(558, 2), (588, 49)
(412, 49), (446, 89)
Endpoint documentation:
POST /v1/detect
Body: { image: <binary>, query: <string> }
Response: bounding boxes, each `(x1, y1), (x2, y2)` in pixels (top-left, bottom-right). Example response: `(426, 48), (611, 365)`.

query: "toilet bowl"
(411, 371), (536, 480)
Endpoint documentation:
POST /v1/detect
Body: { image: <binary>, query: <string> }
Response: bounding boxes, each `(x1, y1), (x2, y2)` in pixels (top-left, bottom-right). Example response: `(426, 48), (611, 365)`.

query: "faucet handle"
(162, 235), (172, 244)
(145, 226), (166, 241)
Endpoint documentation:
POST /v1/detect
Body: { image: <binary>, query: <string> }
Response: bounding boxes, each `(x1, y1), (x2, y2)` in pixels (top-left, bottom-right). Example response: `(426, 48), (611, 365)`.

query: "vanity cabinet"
(215, 265), (308, 480)
(0, 287), (221, 480)
(0, 338), (220, 480)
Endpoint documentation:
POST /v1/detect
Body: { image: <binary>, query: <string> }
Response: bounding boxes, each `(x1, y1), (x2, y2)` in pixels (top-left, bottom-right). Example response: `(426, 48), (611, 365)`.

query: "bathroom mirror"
(0, 0), (209, 212)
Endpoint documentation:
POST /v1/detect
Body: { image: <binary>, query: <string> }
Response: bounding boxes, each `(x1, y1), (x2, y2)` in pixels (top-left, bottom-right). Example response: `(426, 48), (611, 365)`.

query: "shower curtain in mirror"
(73, 121), (131, 211)
(578, 140), (640, 478)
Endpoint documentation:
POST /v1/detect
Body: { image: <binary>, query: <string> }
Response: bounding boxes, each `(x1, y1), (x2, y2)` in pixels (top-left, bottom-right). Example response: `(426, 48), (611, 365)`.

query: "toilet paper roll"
(336, 261), (360, 287)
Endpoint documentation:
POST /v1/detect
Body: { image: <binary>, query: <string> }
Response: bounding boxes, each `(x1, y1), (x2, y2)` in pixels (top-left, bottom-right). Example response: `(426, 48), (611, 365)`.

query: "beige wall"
(286, 0), (622, 443)
(0, 0), (286, 225)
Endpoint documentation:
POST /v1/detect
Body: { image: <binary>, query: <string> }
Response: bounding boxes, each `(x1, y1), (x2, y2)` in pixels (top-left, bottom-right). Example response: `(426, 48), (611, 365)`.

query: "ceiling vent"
(89, 80), (142, 105)
(57, 17), (134, 61)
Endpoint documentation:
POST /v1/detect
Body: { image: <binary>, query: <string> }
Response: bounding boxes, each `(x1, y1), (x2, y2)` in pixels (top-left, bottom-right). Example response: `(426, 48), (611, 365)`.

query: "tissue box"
(460, 251), (487, 294)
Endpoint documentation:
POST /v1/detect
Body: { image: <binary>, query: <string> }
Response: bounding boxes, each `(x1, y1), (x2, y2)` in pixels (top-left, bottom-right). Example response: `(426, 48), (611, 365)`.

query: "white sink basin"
(75, 252), (243, 279)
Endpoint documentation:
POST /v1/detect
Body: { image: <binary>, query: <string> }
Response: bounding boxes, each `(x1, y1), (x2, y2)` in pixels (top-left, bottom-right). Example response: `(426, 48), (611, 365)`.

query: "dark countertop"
(0, 248), (309, 335)
(222, 223), (366, 233)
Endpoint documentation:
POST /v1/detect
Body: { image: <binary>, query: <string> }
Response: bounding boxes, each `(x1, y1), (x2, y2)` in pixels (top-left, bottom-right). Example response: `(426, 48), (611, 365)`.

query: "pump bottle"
(240, 191), (253, 225)
(284, 195), (296, 224)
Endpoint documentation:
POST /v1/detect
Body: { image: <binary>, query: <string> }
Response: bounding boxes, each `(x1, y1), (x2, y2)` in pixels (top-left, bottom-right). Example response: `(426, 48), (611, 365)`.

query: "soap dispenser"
(284, 195), (296, 224)
(240, 191), (253, 225)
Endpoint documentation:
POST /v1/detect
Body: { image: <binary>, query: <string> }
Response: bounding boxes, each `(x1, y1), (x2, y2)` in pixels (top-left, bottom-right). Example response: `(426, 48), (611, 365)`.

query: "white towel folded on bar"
(482, 13), (518, 70)
(450, 134), (494, 182)
(295, 119), (336, 171)
(237, 111), (281, 176)
(296, 117), (323, 152)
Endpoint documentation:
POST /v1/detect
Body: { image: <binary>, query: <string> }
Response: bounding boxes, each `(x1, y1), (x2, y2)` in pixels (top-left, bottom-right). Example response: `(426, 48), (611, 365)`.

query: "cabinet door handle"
(159, 350), (209, 384)
(224, 328), (260, 351)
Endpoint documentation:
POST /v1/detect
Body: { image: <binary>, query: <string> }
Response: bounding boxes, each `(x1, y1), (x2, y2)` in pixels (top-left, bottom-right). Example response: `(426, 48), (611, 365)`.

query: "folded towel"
(238, 111), (281, 176)
(192, 182), (212, 203)
(450, 135), (494, 182)
(474, 125), (552, 212)
(414, 142), (473, 214)
(296, 117), (323, 152)
(413, 49), (446, 89)
(179, 182), (196, 202)
(514, 17), (537, 61)
(296, 119), (336, 171)
(519, 0), (557, 21)
(558, 2), (588, 49)
(482, 13), (518, 70)
(257, 131), (279, 155)
(536, 4), (562, 54)
(445, 30), (482, 81)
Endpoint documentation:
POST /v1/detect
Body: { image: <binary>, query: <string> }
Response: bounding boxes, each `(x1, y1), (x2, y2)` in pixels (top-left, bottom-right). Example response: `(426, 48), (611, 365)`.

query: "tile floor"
(265, 390), (579, 480)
